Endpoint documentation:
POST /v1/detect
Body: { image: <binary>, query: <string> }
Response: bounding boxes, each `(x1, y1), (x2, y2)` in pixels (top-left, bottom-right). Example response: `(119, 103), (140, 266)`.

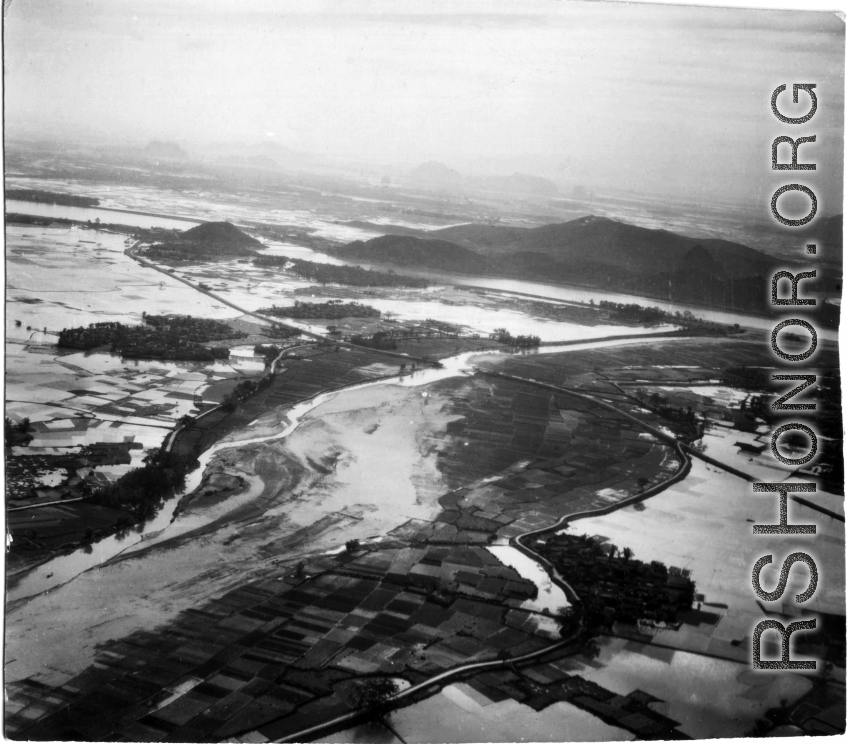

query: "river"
(8, 334), (694, 604)
(5, 199), (202, 231)
(9, 198), (837, 341)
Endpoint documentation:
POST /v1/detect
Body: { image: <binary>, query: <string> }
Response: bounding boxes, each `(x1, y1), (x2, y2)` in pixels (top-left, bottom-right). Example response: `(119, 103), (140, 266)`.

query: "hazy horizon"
(5, 0), (845, 212)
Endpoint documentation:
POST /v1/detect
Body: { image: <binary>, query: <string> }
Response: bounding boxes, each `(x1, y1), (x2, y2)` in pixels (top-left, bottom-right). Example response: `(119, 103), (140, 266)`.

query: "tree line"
(259, 300), (381, 320)
(57, 315), (246, 362)
(253, 254), (429, 288)
(491, 328), (541, 347)
(90, 447), (196, 522)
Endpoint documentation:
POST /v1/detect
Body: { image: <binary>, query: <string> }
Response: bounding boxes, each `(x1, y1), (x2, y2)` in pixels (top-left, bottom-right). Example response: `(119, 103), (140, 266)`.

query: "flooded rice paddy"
(6, 189), (839, 738)
(162, 251), (682, 343)
(6, 224), (239, 340)
(487, 545), (570, 618)
(327, 683), (633, 743)
(5, 199), (202, 231)
(569, 431), (844, 655)
(574, 637), (812, 739)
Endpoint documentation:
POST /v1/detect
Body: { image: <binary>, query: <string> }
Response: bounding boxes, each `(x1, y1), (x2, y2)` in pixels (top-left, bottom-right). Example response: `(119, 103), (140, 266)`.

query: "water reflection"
(6, 200), (201, 231)
(7, 335), (707, 603)
(487, 545), (569, 616)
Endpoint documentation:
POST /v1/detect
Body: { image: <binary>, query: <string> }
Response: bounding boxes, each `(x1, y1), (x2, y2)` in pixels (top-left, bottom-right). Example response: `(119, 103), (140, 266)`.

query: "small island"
(258, 300), (382, 320)
(254, 254), (429, 288)
(57, 314), (247, 362)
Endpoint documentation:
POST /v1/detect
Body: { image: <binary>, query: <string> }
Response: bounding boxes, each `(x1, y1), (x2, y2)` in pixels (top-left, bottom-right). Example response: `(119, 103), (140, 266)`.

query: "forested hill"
(143, 221), (261, 261)
(335, 235), (488, 274)
(429, 216), (769, 277)
(181, 221), (261, 248)
(330, 215), (841, 327)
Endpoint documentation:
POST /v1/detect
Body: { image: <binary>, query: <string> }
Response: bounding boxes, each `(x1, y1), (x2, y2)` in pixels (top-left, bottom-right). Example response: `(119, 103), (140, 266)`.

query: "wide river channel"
(7, 201), (837, 603)
(9, 334), (694, 604)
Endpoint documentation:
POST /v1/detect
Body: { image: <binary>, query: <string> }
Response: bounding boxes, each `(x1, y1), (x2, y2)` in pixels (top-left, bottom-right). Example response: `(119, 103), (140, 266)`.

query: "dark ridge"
(181, 221), (262, 248)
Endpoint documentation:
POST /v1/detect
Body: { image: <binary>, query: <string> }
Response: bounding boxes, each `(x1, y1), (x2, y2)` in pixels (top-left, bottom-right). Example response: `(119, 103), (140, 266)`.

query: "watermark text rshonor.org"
(752, 83), (824, 670)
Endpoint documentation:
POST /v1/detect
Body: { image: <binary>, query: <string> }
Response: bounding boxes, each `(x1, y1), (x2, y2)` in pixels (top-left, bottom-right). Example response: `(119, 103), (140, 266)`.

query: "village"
(530, 533), (696, 630)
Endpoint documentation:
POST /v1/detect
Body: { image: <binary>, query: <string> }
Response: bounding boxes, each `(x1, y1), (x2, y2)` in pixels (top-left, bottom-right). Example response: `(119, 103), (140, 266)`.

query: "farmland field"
(4, 190), (842, 743)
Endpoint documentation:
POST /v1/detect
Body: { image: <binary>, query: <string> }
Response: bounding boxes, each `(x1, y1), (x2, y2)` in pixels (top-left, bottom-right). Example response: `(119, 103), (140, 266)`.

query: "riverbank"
(8, 332), (831, 741)
(10, 201), (835, 338)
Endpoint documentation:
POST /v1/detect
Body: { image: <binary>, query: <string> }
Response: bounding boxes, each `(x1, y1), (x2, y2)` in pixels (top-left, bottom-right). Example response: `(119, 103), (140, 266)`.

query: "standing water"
(7, 333), (696, 603)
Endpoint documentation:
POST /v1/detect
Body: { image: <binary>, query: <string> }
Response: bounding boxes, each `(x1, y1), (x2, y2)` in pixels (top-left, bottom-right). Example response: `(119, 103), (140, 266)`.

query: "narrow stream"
(7, 334), (691, 604)
(486, 545), (569, 615)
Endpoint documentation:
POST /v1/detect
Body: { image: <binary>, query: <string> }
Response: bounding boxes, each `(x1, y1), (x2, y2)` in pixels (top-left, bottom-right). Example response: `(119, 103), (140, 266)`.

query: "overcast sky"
(4, 0), (844, 209)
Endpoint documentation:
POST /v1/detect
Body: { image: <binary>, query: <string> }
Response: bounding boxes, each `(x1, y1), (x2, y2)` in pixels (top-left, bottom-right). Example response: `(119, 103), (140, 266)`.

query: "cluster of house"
(533, 534), (695, 628)
(30, 443), (138, 502)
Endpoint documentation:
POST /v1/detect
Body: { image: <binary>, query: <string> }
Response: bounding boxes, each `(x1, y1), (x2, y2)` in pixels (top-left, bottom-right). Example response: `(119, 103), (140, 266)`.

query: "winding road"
(241, 371), (703, 743)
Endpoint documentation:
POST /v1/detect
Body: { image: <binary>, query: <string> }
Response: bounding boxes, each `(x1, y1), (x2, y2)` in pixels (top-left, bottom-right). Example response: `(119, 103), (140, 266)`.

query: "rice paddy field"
(5, 537), (701, 742)
(151, 250), (678, 343)
(6, 224), (239, 339)
(4, 191), (843, 741)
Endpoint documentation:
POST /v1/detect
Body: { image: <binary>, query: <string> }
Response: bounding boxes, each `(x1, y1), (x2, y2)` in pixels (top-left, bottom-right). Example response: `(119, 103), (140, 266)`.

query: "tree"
(582, 639), (601, 661)
(637, 477), (649, 493)
(349, 678), (399, 726)
(346, 538), (360, 553)
(622, 547), (634, 563)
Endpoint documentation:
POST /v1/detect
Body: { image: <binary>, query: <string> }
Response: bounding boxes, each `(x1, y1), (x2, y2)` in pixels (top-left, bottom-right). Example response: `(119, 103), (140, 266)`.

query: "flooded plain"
(570, 426), (844, 654)
(326, 684), (634, 743)
(6, 185), (841, 740)
(573, 637), (812, 739)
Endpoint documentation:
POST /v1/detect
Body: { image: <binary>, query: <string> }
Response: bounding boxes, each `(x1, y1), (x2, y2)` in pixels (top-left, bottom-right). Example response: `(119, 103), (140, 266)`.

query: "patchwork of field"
(5, 224), (268, 492)
(6, 348), (260, 490)
(391, 373), (682, 547)
(6, 204), (843, 744)
(5, 331), (843, 741)
(4, 176), (396, 243)
(149, 251), (676, 343)
(169, 342), (415, 460)
(472, 333), (840, 392)
(4, 543), (549, 741)
(6, 541), (700, 742)
(6, 224), (239, 342)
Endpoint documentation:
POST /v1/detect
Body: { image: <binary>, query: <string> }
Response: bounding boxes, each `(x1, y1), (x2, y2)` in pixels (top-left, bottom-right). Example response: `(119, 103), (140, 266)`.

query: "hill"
(432, 216), (761, 270)
(182, 221), (261, 249)
(404, 162), (559, 197)
(332, 215), (840, 326)
(334, 235), (487, 274)
(406, 161), (464, 187)
(143, 221), (261, 262)
(142, 141), (189, 160)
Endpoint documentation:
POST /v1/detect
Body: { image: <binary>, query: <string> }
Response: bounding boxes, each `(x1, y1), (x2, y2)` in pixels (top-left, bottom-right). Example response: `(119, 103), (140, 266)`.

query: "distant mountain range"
(407, 161), (463, 185)
(142, 141), (189, 160)
(405, 160), (560, 197)
(206, 140), (318, 170)
(332, 215), (842, 326)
